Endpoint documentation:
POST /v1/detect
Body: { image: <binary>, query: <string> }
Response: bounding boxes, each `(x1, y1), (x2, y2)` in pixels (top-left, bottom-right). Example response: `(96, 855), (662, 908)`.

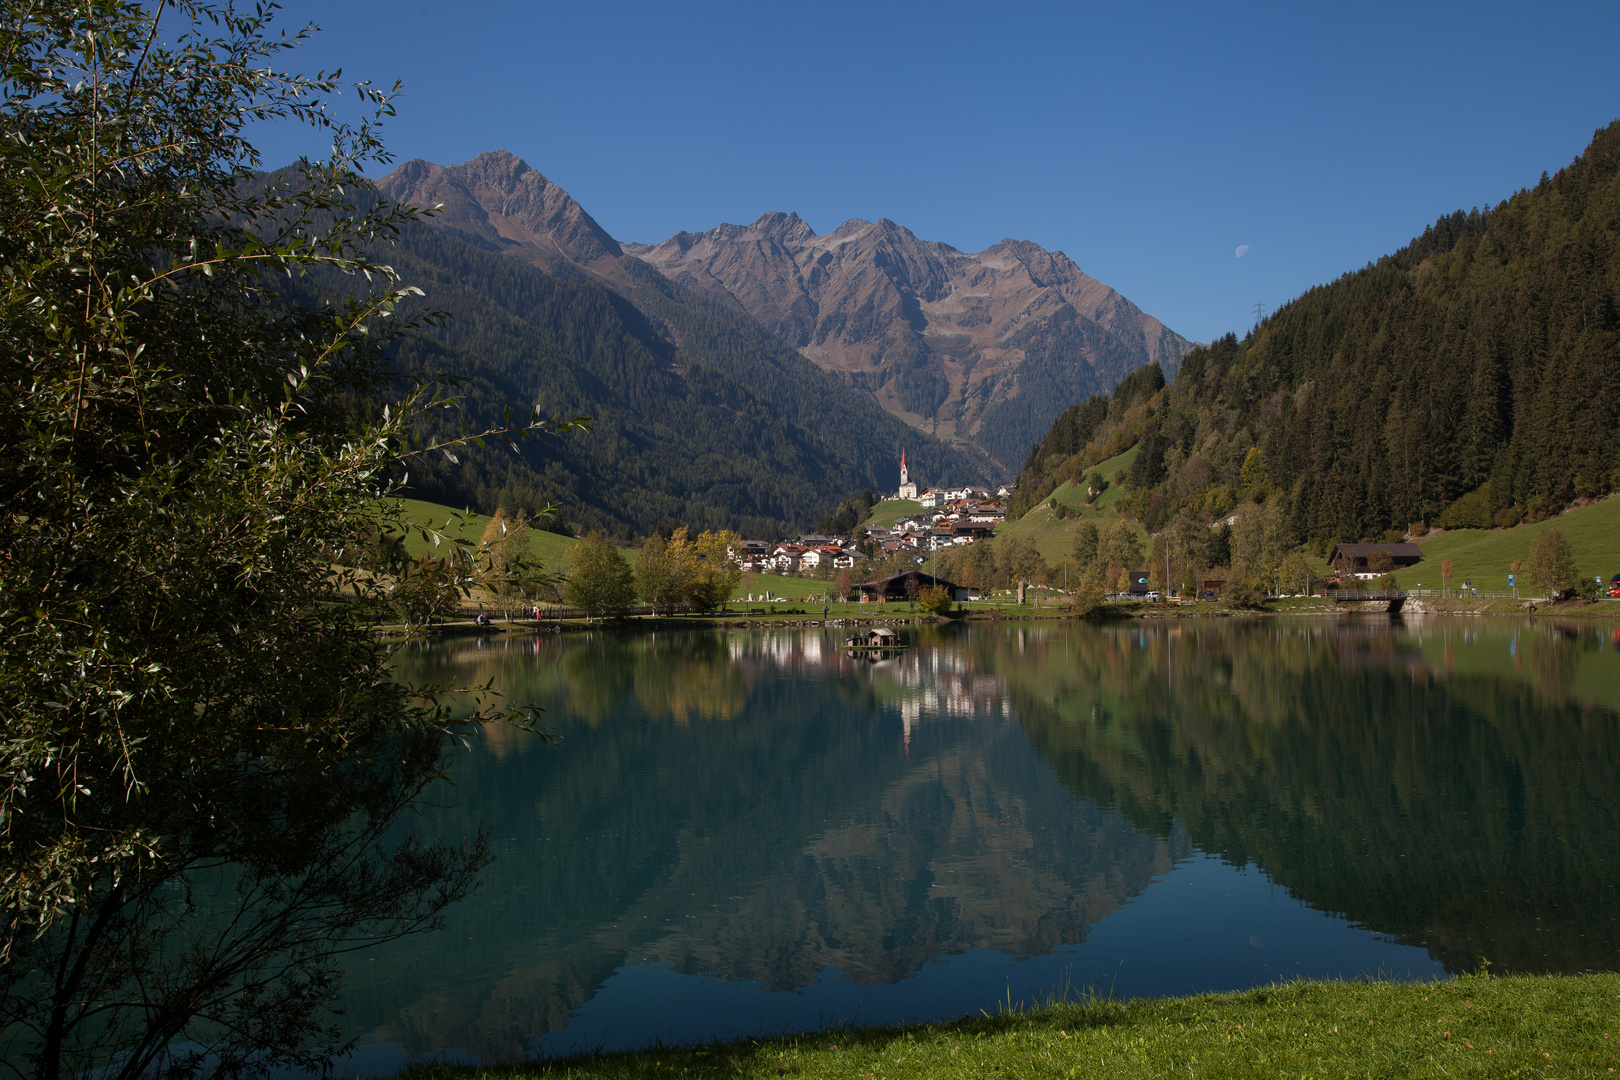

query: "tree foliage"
(1526, 526), (1581, 598)
(0, 5), (569, 1077)
(564, 533), (635, 619)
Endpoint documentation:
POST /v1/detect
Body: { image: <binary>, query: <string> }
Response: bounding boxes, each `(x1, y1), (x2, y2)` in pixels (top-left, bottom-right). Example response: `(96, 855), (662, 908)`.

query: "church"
(896, 447), (918, 500)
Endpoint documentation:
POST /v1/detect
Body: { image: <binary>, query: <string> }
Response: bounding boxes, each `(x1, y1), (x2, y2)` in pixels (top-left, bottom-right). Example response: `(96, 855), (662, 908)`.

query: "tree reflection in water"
(353, 618), (1618, 1062)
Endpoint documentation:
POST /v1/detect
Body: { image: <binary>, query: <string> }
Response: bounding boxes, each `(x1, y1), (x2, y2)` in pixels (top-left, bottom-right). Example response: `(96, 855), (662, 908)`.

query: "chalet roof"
(1330, 543), (1424, 559)
(859, 569), (961, 591)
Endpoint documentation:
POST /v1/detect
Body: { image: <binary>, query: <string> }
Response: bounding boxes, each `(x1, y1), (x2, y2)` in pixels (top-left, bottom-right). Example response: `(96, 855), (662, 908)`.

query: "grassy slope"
(995, 446), (1149, 569)
(393, 498), (582, 568)
(409, 972), (1620, 1080)
(865, 499), (922, 529)
(1393, 495), (1620, 591)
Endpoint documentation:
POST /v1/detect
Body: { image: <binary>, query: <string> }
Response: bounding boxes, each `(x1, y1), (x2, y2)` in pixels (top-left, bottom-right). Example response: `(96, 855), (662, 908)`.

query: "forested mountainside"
(628, 211), (1193, 469)
(1010, 120), (1620, 541)
(317, 192), (986, 538)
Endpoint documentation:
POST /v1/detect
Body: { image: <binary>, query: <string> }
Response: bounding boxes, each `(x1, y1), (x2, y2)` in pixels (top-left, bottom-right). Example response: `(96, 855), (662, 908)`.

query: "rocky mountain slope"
(628, 214), (1192, 467)
(379, 152), (1191, 470)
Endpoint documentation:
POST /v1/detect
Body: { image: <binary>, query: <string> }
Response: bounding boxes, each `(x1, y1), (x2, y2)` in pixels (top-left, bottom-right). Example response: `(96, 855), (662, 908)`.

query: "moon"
(1235, 245), (1250, 258)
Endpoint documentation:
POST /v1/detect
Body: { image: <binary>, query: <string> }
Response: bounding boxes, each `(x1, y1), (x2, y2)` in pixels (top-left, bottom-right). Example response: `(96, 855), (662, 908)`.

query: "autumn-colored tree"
(916, 586), (953, 616)
(478, 509), (539, 620)
(693, 530), (745, 612)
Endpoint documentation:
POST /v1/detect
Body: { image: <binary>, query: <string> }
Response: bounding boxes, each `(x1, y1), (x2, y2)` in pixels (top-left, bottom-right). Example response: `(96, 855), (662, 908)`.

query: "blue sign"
(1508, 574), (1515, 587)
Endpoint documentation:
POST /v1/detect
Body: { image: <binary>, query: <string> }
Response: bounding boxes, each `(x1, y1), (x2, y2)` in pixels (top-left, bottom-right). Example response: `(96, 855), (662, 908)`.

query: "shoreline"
(374, 596), (1620, 638)
(400, 971), (1620, 1078)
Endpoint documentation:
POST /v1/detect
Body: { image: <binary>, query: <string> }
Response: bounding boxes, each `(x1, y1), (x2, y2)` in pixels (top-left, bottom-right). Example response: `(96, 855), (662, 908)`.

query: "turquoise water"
(336, 617), (1620, 1068)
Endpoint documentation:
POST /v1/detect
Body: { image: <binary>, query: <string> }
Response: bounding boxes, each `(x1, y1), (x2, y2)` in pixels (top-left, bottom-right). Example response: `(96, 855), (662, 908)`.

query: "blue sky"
(251, 1), (1620, 344)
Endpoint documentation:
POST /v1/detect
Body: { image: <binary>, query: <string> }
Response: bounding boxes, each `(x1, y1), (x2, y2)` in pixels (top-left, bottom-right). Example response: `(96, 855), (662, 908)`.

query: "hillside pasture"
(1391, 495), (1620, 592)
(863, 499), (922, 529)
(392, 498), (582, 568)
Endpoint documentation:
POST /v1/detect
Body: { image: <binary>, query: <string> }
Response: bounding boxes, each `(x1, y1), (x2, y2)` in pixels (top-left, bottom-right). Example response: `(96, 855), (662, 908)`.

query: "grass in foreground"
(405, 973), (1620, 1079)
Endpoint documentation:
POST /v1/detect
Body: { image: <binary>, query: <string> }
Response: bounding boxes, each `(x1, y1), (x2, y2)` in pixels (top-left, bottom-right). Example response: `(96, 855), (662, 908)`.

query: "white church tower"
(896, 447), (919, 500)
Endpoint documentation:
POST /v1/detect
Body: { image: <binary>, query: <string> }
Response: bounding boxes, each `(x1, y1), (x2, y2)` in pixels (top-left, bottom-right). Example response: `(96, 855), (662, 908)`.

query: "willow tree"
(0, 4), (580, 1079)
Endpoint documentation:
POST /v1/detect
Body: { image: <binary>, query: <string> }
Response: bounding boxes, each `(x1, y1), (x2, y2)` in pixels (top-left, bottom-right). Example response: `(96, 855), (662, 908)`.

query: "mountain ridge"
(379, 151), (1191, 469)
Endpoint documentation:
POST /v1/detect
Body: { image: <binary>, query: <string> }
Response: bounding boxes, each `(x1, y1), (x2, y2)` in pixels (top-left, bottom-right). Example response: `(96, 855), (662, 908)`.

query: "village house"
(769, 543), (810, 572)
(1329, 542), (1423, 579)
(950, 520), (997, 542)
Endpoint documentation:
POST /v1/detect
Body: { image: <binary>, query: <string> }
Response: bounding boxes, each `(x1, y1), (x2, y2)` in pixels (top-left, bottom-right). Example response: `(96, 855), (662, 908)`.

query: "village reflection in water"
(338, 618), (1620, 1066)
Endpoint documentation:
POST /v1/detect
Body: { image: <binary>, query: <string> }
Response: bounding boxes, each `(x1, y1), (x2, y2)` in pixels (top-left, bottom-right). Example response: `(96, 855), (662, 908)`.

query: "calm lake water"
(336, 617), (1620, 1069)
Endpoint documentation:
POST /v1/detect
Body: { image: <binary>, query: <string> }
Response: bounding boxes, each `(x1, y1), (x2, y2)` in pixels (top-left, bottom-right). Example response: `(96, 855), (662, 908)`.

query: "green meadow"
(1393, 495), (1620, 592)
(864, 498), (923, 529)
(405, 972), (1620, 1080)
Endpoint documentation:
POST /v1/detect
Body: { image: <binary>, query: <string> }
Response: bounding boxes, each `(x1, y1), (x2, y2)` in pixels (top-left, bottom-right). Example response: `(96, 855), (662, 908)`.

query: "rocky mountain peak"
(631, 210), (1192, 466)
(378, 151), (622, 266)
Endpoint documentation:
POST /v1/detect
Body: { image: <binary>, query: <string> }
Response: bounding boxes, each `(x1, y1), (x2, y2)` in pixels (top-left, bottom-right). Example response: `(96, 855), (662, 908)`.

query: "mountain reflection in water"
(341, 618), (1619, 1063)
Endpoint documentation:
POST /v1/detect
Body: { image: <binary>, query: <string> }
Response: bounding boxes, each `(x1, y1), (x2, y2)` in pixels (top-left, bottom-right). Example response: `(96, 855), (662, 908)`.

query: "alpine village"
(7, 6), (1620, 1080)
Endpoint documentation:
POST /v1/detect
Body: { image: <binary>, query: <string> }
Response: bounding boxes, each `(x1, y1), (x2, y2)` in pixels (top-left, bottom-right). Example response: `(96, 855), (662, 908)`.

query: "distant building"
(951, 521), (997, 542)
(897, 447), (919, 501)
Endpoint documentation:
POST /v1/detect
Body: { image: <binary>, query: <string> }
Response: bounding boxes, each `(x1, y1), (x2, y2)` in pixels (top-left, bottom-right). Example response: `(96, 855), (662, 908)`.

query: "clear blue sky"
(251, 0), (1620, 344)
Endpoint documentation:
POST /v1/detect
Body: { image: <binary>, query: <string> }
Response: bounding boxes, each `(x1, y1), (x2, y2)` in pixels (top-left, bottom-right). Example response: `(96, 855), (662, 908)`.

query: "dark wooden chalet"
(859, 570), (973, 602)
(1329, 542), (1423, 576)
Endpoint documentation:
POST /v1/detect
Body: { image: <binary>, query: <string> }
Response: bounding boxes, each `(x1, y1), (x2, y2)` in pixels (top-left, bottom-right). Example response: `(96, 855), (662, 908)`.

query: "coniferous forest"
(1011, 120), (1620, 544)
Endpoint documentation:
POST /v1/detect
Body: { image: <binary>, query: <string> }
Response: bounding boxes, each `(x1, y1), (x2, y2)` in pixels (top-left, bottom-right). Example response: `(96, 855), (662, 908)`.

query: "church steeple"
(896, 446), (918, 501)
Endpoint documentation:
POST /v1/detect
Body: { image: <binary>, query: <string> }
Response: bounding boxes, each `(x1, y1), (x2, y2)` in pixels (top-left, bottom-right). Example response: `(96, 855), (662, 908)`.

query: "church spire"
(896, 446), (918, 501)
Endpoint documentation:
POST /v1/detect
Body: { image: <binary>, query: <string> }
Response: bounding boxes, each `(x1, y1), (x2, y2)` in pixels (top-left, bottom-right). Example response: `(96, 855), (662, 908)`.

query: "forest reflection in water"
(340, 617), (1620, 1064)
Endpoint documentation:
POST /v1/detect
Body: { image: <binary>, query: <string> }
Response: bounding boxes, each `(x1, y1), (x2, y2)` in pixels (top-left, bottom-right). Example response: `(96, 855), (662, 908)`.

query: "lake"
(335, 617), (1620, 1070)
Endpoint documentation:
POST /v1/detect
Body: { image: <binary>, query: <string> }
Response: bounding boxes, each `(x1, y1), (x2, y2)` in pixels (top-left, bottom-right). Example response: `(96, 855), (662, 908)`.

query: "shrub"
(917, 586), (953, 616)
